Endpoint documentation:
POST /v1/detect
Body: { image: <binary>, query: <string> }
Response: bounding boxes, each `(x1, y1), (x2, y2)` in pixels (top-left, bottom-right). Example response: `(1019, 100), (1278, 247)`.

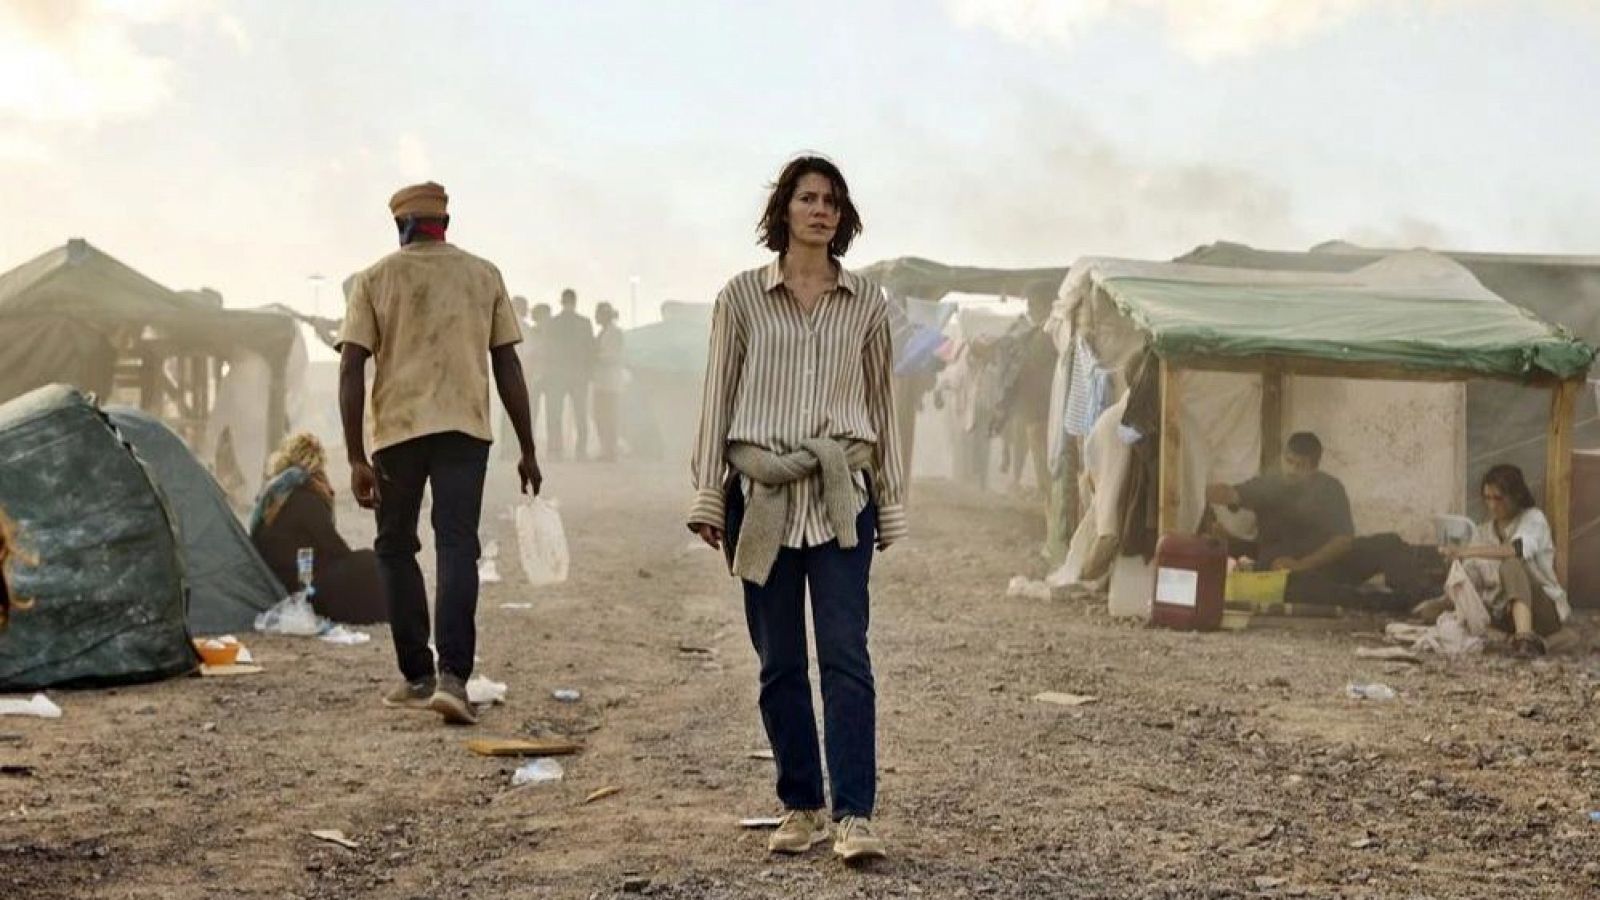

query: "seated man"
(1206, 432), (1358, 601)
(1206, 431), (1444, 608)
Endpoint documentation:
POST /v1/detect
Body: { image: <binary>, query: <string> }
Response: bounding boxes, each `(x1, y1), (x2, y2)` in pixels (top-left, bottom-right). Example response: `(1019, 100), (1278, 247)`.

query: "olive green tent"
(0, 386), (195, 689)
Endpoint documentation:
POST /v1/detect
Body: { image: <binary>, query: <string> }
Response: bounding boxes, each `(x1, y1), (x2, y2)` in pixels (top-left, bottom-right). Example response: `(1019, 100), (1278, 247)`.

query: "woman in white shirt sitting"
(1440, 464), (1569, 657)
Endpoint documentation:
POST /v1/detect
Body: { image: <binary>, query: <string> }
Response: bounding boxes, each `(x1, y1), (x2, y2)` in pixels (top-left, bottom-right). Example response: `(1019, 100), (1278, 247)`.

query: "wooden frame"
(1259, 368), (1284, 473)
(1157, 359), (1182, 536)
(1167, 353), (1561, 387)
(1548, 379), (1580, 585)
(1157, 354), (1583, 582)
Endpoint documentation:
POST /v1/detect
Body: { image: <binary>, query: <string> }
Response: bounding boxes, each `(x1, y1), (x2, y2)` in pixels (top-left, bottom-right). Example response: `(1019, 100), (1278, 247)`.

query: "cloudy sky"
(2, 0), (1598, 325)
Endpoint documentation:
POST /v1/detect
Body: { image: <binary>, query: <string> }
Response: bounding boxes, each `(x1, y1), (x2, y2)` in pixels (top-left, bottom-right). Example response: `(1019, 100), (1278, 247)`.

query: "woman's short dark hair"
(1481, 463), (1537, 511)
(757, 156), (862, 258)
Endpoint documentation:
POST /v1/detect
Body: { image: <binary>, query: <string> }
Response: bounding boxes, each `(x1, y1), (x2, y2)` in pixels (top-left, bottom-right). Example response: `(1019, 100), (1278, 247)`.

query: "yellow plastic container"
(1225, 570), (1289, 608)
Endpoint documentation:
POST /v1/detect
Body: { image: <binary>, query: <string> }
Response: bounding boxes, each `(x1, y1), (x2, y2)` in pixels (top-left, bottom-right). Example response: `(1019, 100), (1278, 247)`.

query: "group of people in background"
(503, 288), (627, 463)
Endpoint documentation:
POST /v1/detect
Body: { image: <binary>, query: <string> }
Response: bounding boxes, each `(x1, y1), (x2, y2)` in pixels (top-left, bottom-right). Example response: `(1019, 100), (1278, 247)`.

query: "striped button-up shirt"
(689, 259), (908, 548)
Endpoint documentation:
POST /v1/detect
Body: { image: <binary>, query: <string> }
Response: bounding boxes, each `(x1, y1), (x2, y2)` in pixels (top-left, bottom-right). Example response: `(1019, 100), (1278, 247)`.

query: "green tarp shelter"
(0, 239), (301, 448)
(0, 386), (195, 690)
(1173, 242), (1600, 516)
(1076, 255), (1594, 380)
(1062, 252), (1595, 586)
(108, 407), (285, 636)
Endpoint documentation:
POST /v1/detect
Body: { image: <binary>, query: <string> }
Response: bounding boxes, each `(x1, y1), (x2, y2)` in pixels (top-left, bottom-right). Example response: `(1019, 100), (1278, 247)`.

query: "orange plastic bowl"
(193, 639), (241, 666)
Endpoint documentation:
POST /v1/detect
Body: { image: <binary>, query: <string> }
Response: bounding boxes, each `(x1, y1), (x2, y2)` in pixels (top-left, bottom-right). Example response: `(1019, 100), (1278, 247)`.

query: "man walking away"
(592, 301), (626, 462)
(528, 303), (553, 442)
(337, 181), (542, 726)
(545, 288), (596, 460)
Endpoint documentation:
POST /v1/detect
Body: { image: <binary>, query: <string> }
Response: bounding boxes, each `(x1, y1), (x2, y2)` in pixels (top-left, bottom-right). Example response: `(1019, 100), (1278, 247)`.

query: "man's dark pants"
(726, 481), (878, 820)
(372, 431), (489, 683)
(544, 377), (589, 460)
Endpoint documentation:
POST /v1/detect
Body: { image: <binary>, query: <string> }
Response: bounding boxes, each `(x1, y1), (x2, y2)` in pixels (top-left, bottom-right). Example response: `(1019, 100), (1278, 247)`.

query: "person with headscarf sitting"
(250, 433), (387, 624)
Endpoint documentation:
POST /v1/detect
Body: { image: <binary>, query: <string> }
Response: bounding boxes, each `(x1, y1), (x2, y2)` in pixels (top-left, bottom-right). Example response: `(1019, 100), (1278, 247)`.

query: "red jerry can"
(1150, 533), (1227, 631)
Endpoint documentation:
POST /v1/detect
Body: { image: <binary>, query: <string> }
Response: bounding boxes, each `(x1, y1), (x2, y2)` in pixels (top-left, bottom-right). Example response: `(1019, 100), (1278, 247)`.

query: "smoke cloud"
(946, 0), (1600, 62)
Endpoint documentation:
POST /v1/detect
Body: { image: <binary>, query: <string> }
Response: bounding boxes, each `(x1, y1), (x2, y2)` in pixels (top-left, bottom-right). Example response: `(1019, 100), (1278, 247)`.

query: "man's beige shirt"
(338, 241), (521, 453)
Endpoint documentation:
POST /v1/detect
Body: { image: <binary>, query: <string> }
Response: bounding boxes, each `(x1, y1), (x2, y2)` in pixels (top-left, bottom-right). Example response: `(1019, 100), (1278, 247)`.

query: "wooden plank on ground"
(465, 738), (584, 758)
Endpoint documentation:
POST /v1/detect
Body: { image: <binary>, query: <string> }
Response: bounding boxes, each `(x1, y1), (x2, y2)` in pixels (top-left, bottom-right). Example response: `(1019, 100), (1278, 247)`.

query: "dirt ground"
(4, 461), (1600, 899)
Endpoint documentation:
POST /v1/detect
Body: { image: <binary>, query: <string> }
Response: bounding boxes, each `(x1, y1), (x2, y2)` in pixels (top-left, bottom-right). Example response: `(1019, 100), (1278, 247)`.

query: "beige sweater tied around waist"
(725, 438), (876, 587)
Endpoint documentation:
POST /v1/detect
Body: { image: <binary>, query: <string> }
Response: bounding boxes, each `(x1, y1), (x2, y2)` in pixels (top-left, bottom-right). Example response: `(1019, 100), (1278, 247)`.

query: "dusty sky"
(3, 0), (1598, 326)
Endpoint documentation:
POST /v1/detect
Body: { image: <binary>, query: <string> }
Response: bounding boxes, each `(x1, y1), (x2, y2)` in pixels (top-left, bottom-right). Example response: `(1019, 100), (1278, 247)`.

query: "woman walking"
(688, 155), (907, 864)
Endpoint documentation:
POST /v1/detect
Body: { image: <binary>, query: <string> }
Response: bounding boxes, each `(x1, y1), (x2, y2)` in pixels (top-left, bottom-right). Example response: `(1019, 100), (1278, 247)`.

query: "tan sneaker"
(767, 809), (831, 854)
(427, 673), (478, 725)
(382, 676), (436, 710)
(833, 816), (887, 864)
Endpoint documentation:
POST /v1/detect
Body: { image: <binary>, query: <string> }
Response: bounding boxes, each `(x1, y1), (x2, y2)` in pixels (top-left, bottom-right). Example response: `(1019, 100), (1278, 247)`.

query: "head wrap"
(388, 181), (449, 219)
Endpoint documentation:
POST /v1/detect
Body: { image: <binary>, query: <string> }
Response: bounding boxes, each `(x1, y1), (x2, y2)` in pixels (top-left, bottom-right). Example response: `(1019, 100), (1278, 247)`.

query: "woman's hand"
(1438, 545), (1463, 561)
(693, 523), (724, 551)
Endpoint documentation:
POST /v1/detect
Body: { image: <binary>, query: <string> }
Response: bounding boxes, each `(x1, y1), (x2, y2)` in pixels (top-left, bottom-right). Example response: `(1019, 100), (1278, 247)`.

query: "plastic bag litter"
(515, 498), (569, 586)
(478, 540), (503, 584)
(1006, 576), (1052, 601)
(0, 693), (62, 718)
(254, 592), (323, 636)
(1345, 682), (1397, 701)
(466, 675), (507, 705)
(511, 757), (564, 786)
(319, 625), (371, 646)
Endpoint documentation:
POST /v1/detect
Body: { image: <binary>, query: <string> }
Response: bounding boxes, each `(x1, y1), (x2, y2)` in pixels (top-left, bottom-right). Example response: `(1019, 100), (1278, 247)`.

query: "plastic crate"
(1225, 570), (1289, 608)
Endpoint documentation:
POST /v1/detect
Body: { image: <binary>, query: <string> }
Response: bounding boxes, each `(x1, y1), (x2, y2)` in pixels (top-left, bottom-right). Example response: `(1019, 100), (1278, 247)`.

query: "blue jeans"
(726, 482), (878, 820)
(372, 431), (489, 682)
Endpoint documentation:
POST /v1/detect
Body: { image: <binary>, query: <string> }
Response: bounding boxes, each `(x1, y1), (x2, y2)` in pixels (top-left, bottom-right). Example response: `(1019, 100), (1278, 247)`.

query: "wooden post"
(1158, 359), (1183, 536)
(1260, 368), (1284, 474)
(1547, 378), (1579, 586)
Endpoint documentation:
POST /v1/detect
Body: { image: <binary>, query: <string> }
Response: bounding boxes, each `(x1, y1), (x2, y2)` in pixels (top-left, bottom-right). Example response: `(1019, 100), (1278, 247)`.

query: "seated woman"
(250, 433), (388, 625)
(1438, 464), (1569, 657)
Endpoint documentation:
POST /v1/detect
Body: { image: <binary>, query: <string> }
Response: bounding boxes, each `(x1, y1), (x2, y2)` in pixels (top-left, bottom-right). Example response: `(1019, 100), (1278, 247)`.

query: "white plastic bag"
(511, 758), (563, 786)
(466, 675), (507, 705)
(514, 498), (569, 586)
(0, 693), (62, 718)
(254, 591), (324, 636)
(478, 540), (503, 584)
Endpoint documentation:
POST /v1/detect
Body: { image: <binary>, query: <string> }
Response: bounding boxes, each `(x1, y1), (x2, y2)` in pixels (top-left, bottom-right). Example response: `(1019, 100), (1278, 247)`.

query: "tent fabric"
(108, 408), (286, 636)
(0, 385), (195, 690)
(860, 257), (1071, 303)
(0, 239), (301, 420)
(0, 239), (299, 363)
(1179, 241), (1600, 353)
(624, 302), (713, 374)
(0, 315), (116, 402)
(1063, 253), (1596, 381)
